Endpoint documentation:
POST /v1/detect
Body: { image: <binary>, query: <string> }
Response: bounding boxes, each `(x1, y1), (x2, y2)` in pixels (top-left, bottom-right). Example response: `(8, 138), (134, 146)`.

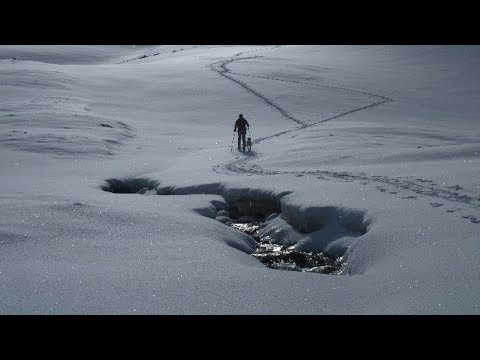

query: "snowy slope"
(0, 45), (479, 314)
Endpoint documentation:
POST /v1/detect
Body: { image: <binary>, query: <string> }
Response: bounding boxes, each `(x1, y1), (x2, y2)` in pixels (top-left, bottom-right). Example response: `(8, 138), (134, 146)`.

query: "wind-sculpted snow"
(0, 113), (134, 156)
(0, 45), (147, 65)
(0, 62), (135, 157)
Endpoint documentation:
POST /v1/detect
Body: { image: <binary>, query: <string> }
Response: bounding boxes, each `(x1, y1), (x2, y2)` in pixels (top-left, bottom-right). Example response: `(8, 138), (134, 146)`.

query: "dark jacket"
(234, 117), (249, 133)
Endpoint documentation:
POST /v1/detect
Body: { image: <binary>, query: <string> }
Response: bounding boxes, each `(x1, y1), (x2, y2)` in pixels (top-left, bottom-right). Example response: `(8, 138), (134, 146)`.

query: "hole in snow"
(100, 178), (159, 194)
(217, 204), (345, 275)
(100, 178), (369, 274)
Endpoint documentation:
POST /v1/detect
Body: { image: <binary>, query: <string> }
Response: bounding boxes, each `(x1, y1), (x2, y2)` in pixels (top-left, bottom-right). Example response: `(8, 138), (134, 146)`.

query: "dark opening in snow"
(100, 177), (353, 274)
(100, 178), (159, 194)
(226, 215), (344, 274)
(216, 196), (345, 274)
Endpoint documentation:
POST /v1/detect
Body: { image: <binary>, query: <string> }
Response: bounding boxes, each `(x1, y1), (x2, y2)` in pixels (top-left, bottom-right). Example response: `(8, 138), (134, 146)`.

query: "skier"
(233, 114), (250, 151)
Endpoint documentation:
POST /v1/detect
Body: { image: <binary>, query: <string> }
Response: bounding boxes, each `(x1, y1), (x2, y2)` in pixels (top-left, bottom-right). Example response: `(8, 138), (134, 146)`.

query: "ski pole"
(230, 132), (235, 152)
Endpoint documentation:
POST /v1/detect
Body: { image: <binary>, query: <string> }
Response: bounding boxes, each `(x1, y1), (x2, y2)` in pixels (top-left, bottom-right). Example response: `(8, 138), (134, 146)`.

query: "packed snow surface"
(1, 45), (479, 314)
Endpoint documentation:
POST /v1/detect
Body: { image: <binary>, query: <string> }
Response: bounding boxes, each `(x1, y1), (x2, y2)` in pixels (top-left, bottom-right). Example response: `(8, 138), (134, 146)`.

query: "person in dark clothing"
(234, 114), (250, 151)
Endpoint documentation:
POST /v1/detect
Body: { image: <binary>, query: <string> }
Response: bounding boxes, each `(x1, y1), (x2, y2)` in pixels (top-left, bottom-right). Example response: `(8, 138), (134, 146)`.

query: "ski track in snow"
(117, 46), (195, 64)
(209, 49), (480, 223)
(210, 56), (307, 127)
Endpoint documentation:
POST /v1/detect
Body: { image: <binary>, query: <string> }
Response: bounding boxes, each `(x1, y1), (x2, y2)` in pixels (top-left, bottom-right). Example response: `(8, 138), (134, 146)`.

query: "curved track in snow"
(210, 56), (308, 127)
(209, 53), (392, 141)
